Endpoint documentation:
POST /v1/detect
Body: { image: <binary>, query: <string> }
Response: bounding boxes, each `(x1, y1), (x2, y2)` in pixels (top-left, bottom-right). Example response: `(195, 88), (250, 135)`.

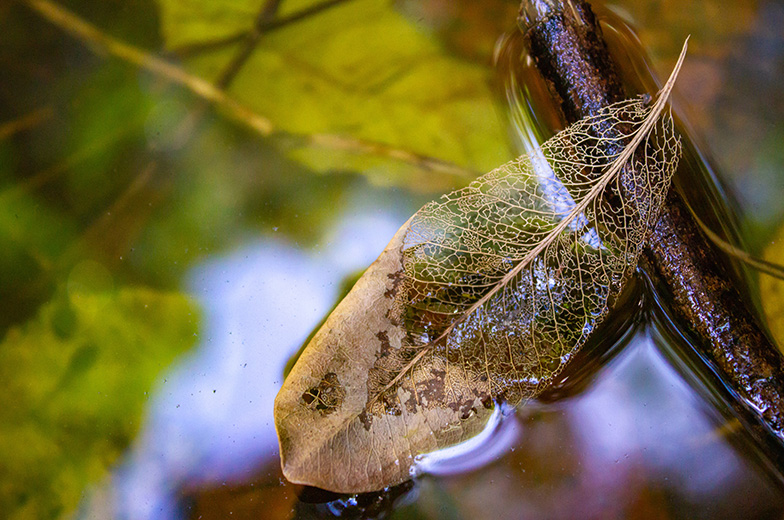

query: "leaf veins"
(370, 39), (688, 409)
(275, 39), (688, 494)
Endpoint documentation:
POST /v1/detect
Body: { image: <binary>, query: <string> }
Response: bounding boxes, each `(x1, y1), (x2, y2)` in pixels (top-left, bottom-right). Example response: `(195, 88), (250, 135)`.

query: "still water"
(3, 0), (784, 518)
(76, 187), (784, 519)
(76, 4), (784, 519)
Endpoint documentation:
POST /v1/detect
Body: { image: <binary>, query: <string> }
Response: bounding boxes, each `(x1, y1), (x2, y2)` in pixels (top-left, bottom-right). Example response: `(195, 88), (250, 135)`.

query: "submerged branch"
(21, 0), (477, 180)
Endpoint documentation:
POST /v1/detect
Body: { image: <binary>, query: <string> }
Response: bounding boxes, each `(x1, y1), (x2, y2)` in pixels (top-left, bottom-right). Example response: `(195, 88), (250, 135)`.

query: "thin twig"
(22, 0), (274, 134)
(168, 0), (357, 59)
(21, 0), (476, 180)
(79, 0), (285, 248)
(168, 0), (285, 145)
(0, 107), (54, 141)
(17, 123), (135, 192)
(214, 0), (282, 89)
(167, 32), (247, 60)
(79, 161), (160, 247)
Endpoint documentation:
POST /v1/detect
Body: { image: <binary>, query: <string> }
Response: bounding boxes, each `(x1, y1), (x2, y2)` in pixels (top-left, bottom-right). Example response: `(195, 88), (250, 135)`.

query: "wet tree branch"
(519, 0), (784, 473)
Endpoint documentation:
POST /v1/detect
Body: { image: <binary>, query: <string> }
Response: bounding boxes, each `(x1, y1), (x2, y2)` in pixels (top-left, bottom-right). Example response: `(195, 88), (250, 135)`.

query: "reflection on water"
(405, 333), (783, 520)
(569, 335), (754, 511)
(411, 401), (521, 479)
(89, 196), (411, 519)
(74, 5), (784, 518)
(82, 187), (784, 518)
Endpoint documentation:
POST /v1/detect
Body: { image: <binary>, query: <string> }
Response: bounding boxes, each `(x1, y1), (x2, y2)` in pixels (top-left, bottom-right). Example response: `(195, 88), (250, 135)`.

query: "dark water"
(52, 2), (784, 519)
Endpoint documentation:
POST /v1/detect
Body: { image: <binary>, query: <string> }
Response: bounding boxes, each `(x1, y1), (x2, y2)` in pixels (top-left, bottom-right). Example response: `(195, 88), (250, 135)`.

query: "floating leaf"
(274, 42), (686, 493)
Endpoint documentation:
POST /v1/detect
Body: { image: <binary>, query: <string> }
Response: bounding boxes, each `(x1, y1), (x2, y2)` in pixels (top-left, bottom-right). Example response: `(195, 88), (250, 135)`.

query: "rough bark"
(519, 0), (784, 463)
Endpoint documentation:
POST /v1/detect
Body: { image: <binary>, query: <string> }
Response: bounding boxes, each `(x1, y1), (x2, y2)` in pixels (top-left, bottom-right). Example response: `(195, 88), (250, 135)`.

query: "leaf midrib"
(360, 37), (689, 417)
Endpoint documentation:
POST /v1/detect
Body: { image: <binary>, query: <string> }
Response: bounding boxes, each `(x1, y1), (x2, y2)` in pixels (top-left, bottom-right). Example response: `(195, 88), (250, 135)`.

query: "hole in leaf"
(301, 372), (345, 415)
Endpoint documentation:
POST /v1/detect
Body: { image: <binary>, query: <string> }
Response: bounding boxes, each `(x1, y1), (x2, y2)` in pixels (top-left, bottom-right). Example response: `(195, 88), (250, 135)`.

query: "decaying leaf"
(275, 41), (688, 494)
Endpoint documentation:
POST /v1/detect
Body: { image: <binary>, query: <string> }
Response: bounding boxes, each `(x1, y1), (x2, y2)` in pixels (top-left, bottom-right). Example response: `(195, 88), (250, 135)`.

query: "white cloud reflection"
(107, 206), (406, 520)
(77, 194), (777, 520)
(568, 335), (744, 506)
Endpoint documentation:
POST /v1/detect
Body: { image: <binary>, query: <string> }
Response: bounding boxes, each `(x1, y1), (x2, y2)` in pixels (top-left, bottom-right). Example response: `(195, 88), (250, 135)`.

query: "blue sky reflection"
(110, 206), (407, 519)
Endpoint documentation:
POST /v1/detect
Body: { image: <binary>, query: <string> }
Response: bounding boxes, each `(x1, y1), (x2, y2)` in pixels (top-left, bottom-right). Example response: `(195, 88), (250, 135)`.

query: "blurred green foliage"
(0, 282), (198, 519)
(159, 0), (510, 187)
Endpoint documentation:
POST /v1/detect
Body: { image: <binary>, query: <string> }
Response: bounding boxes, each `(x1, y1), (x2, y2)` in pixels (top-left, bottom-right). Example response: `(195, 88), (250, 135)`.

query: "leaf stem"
(685, 201), (784, 282)
(0, 107), (53, 141)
